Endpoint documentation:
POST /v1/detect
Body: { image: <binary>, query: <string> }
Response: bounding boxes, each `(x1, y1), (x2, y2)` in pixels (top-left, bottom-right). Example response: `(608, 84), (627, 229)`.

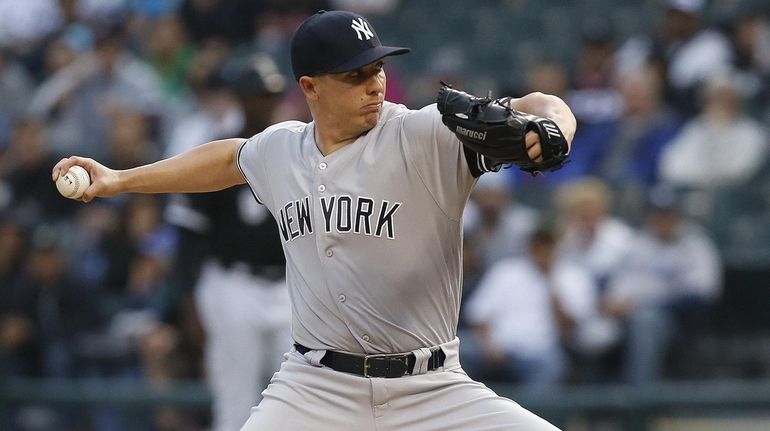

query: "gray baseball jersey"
(237, 101), (497, 354)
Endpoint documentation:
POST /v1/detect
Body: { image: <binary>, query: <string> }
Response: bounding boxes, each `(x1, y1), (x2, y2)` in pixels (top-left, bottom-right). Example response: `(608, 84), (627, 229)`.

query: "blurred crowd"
(1, 0), (769, 430)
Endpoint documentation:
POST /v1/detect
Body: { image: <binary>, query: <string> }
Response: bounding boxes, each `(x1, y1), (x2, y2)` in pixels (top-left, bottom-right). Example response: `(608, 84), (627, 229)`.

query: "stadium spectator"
(6, 224), (101, 379)
(596, 65), (683, 222)
(727, 7), (770, 118)
(514, 38), (619, 187)
(464, 171), (538, 268)
(615, 0), (732, 117)
(0, 119), (79, 224)
(105, 110), (160, 170)
(516, 21), (620, 186)
(0, 50), (34, 147)
(0, 0), (64, 79)
(602, 185), (722, 385)
(80, 194), (183, 431)
(27, 22), (166, 160)
(659, 73), (769, 189)
(41, 30), (87, 78)
(568, 17), (622, 125)
(554, 177), (635, 290)
(463, 225), (597, 391)
(138, 13), (198, 102)
(66, 201), (120, 292)
(597, 65), (682, 187)
(162, 53), (242, 157)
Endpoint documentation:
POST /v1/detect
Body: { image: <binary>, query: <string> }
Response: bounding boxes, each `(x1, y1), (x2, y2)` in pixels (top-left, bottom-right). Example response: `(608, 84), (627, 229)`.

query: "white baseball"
(56, 165), (91, 199)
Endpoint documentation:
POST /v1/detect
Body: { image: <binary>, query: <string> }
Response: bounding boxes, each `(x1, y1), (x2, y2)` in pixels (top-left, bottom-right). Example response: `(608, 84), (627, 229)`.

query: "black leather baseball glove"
(437, 83), (569, 175)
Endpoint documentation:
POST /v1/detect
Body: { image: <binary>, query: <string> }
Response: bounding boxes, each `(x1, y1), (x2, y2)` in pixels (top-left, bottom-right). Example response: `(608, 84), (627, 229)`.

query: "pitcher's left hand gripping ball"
(437, 83), (570, 175)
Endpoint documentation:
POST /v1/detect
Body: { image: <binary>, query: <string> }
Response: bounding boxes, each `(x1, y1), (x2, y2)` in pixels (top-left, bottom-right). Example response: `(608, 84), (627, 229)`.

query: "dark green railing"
(3, 378), (770, 430)
(0, 377), (211, 407)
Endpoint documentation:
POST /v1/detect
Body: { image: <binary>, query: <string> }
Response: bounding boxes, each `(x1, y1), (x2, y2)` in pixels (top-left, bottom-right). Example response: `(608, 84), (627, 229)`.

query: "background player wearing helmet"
(164, 55), (290, 431)
(53, 10), (576, 431)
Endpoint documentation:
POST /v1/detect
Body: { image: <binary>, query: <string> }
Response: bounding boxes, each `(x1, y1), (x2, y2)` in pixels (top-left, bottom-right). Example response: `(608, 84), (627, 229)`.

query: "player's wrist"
(111, 168), (138, 195)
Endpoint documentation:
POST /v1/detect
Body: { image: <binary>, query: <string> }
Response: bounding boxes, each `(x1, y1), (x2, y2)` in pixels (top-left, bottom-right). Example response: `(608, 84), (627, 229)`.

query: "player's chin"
(360, 112), (380, 129)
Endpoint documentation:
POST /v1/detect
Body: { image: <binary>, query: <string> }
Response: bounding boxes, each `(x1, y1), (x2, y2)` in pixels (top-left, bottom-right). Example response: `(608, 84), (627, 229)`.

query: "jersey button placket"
(315, 158), (332, 260)
(317, 162), (327, 193)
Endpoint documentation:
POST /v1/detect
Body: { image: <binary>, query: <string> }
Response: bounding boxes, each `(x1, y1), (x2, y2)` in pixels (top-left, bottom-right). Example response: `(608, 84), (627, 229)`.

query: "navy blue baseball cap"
(290, 10), (411, 81)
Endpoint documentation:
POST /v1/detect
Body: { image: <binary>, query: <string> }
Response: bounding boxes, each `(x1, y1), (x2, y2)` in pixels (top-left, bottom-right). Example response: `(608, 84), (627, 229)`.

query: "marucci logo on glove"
(454, 126), (487, 141)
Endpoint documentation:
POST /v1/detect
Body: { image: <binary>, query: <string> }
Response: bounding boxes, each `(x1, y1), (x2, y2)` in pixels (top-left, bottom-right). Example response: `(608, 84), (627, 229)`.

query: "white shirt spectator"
(659, 116), (769, 188)
(667, 29), (732, 91)
(465, 256), (596, 357)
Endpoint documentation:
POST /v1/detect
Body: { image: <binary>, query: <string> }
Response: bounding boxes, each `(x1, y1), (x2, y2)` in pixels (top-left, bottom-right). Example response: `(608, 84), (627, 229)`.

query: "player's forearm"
(509, 92), (577, 144)
(119, 138), (247, 194)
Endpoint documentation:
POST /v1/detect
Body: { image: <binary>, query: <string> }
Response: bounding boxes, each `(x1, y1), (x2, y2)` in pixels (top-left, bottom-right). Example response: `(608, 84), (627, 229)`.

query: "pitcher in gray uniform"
(53, 10), (576, 431)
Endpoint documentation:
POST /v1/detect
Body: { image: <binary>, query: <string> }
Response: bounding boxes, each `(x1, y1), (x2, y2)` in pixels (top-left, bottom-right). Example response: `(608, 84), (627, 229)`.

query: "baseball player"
(164, 55), (291, 431)
(52, 10), (576, 431)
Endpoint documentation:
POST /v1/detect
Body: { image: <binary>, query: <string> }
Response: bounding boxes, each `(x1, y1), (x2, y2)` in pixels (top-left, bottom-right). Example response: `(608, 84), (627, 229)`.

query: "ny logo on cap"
(351, 18), (374, 41)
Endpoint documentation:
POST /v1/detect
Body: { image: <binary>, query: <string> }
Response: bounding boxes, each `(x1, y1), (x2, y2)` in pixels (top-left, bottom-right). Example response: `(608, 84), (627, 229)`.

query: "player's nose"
(365, 72), (385, 95)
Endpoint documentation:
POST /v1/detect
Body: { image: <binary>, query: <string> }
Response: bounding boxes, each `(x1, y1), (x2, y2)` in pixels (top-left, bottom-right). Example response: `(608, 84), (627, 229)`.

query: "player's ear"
(298, 76), (319, 100)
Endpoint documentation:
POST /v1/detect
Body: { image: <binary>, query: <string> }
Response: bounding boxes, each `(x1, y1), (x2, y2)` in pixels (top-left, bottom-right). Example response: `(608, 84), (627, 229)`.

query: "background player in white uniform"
(164, 56), (291, 431)
(53, 10), (576, 431)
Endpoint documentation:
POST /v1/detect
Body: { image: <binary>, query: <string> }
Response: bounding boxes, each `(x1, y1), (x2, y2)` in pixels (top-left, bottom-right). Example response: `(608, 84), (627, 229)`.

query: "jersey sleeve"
(236, 133), (272, 206)
(400, 104), (499, 219)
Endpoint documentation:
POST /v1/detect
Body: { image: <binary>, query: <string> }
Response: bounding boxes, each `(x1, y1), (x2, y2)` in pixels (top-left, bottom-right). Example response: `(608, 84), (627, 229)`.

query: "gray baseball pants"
(239, 338), (560, 431)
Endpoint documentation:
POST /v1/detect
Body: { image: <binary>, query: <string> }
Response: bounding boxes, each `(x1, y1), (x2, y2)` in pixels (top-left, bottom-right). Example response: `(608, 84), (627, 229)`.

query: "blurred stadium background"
(2, 0), (770, 430)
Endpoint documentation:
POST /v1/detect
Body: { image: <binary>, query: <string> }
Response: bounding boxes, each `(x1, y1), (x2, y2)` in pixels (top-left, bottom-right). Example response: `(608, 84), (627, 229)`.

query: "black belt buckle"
(363, 353), (411, 378)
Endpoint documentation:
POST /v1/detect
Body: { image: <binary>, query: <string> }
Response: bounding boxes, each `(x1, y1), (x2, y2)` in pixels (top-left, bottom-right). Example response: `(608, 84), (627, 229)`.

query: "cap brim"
(326, 45), (411, 74)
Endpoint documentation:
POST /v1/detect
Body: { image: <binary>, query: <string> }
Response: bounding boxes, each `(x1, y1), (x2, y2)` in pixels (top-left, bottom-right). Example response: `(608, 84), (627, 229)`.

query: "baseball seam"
(69, 173), (80, 198)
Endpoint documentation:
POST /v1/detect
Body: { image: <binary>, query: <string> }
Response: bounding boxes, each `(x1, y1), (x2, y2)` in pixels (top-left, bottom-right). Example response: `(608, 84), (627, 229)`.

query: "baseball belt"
(294, 343), (446, 378)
